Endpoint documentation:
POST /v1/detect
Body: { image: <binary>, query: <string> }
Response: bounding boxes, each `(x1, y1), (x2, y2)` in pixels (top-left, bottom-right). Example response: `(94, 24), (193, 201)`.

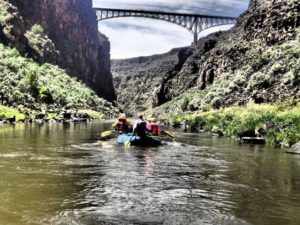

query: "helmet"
(151, 118), (157, 123)
(118, 113), (126, 120)
(147, 114), (155, 121)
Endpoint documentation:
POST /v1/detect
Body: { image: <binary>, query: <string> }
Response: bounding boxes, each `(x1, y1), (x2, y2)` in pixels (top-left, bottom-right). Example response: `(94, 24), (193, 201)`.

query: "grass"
(0, 105), (26, 121)
(166, 102), (300, 147)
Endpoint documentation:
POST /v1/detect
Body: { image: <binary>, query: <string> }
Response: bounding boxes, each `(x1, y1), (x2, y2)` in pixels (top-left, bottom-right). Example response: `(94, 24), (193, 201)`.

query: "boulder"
(211, 126), (224, 136)
(238, 129), (256, 138)
(8, 116), (16, 124)
(286, 142), (300, 154)
(0, 120), (8, 124)
(241, 137), (266, 145)
(35, 113), (46, 120)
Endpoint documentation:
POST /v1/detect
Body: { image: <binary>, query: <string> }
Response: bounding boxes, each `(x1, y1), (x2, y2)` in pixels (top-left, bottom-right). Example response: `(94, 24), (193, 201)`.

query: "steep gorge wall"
(113, 0), (300, 115)
(112, 47), (194, 114)
(6, 0), (116, 102)
(153, 0), (300, 117)
(112, 32), (222, 114)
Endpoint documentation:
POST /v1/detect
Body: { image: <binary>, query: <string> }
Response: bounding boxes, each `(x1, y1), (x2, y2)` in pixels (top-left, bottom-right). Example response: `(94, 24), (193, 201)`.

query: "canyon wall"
(112, 47), (194, 114)
(112, 32), (222, 114)
(5, 0), (116, 102)
(112, 0), (300, 115)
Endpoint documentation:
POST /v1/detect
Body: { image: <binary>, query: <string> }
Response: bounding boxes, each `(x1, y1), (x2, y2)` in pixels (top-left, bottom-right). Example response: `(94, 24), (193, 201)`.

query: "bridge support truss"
(94, 8), (237, 44)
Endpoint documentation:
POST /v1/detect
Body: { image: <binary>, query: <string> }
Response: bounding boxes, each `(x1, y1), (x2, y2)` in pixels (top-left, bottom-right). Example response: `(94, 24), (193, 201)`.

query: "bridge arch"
(94, 8), (237, 43)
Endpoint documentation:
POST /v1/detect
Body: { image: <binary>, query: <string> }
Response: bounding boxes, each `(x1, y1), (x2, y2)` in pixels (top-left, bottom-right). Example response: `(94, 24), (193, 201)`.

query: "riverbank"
(0, 104), (108, 124)
(0, 43), (120, 122)
(164, 102), (300, 148)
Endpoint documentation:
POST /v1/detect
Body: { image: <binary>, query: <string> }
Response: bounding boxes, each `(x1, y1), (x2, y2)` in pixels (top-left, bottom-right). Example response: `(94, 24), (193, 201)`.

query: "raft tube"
(117, 133), (162, 147)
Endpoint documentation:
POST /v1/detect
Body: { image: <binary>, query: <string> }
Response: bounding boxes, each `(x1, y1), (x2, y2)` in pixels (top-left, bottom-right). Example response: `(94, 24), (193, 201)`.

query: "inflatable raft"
(117, 133), (162, 147)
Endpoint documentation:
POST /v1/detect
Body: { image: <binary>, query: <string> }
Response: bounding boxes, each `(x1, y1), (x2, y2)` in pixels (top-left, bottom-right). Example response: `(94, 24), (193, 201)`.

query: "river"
(0, 121), (300, 225)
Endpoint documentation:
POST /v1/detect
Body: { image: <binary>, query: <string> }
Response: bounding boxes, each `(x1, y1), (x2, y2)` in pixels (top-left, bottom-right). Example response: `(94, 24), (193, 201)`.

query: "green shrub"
(181, 97), (189, 111)
(25, 65), (39, 97)
(31, 24), (44, 35)
(0, 0), (14, 24)
(270, 62), (286, 75)
(39, 87), (53, 103)
(78, 109), (104, 120)
(0, 105), (25, 121)
(251, 52), (271, 71)
(167, 103), (300, 147)
(247, 72), (271, 91)
(0, 43), (119, 117)
(286, 47), (300, 59)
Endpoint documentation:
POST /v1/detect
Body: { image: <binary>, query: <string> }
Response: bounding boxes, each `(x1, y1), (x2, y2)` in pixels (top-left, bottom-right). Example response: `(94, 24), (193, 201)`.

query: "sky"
(93, 0), (250, 59)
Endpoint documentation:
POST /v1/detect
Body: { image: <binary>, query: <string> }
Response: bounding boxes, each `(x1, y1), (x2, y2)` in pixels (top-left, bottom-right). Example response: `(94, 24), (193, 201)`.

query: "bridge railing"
(94, 7), (237, 43)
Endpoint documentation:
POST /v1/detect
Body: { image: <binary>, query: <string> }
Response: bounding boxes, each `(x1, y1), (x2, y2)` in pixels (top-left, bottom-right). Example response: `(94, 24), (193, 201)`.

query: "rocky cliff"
(112, 32), (222, 114)
(112, 47), (194, 114)
(1, 0), (116, 102)
(113, 0), (300, 116)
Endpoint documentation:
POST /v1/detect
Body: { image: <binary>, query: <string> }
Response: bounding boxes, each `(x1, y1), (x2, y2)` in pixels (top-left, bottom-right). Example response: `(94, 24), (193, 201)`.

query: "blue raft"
(117, 133), (162, 147)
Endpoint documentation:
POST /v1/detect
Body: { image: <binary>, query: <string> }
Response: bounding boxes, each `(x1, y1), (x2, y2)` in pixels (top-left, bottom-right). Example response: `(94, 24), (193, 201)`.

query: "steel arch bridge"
(94, 7), (238, 44)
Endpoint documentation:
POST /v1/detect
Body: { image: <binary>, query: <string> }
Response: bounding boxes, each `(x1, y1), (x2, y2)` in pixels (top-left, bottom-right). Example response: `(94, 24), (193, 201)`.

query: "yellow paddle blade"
(124, 140), (131, 148)
(162, 130), (175, 138)
(101, 130), (113, 138)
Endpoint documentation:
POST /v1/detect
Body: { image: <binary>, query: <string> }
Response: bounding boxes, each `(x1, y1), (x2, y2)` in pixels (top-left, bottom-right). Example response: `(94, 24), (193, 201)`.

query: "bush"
(0, 0), (14, 24)
(31, 24), (44, 35)
(181, 97), (189, 111)
(25, 65), (39, 97)
(0, 105), (26, 121)
(0, 44), (119, 117)
(167, 103), (300, 147)
(286, 47), (300, 59)
(247, 72), (271, 91)
(251, 52), (271, 71)
(39, 87), (53, 103)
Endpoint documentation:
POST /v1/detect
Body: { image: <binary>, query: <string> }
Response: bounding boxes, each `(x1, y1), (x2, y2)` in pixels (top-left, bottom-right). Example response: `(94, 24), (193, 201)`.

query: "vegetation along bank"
(161, 101), (300, 148)
(0, 0), (120, 123)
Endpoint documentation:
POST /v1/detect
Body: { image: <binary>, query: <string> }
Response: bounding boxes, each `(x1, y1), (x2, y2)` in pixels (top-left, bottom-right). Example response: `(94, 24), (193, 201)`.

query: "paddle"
(100, 130), (115, 139)
(125, 135), (134, 148)
(124, 140), (131, 148)
(161, 130), (175, 139)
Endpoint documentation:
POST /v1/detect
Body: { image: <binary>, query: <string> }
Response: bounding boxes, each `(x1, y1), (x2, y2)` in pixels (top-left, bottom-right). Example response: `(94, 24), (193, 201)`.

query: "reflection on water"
(1, 122), (300, 225)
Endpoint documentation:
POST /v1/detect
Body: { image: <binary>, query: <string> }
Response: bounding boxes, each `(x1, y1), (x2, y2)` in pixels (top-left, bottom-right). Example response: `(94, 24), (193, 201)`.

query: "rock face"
(112, 32), (222, 114)
(112, 47), (194, 114)
(195, 0), (300, 91)
(187, 0), (300, 110)
(114, 0), (300, 115)
(5, 0), (116, 102)
(0, 0), (47, 60)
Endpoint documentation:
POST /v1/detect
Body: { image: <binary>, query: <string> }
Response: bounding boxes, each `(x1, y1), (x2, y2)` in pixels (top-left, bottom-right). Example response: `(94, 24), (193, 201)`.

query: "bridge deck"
(94, 7), (238, 44)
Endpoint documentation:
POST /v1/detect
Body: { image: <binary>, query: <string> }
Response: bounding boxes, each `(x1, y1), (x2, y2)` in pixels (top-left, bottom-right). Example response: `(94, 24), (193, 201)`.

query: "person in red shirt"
(147, 118), (161, 137)
(112, 114), (133, 134)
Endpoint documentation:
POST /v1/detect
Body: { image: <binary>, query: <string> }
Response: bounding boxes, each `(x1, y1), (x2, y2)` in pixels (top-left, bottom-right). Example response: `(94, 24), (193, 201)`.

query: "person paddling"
(112, 113), (133, 134)
(147, 117), (161, 137)
(133, 115), (148, 138)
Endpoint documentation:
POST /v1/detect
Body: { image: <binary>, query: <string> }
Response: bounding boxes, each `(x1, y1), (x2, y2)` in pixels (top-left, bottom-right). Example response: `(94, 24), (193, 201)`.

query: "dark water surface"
(1, 121), (300, 225)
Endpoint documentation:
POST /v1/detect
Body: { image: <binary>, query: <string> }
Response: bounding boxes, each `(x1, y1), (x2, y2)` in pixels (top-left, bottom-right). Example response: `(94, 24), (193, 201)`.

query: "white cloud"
(93, 0), (249, 59)
(100, 18), (192, 59)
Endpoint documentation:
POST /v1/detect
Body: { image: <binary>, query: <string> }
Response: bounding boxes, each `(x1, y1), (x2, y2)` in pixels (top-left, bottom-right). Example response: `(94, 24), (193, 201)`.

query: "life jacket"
(150, 123), (160, 136)
(135, 121), (147, 137)
(116, 119), (129, 133)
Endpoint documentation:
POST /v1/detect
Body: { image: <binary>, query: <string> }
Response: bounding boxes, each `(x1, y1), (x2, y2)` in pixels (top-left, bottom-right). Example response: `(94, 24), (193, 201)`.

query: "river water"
(0, 121), (300, 225)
